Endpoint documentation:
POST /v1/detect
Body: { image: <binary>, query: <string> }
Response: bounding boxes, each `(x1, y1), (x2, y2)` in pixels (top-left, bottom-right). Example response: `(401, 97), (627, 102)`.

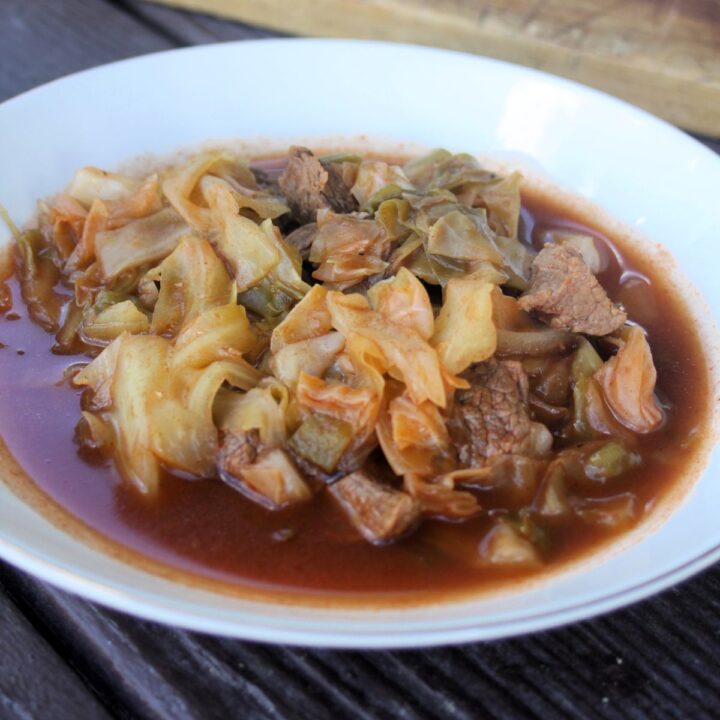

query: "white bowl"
(0, 39), (719, 647)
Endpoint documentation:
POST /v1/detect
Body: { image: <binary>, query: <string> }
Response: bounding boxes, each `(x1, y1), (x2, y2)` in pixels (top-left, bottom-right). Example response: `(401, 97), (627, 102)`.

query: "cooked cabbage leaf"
(83, 299), (149, 342)
(68, 167), (146, 206)
(150, 235), (234, 337)
(367, 267), (434, 340)
(270, 284), (333, 353)
(432, 278), (496, 375)
(203, 180), (281, 292)
(327, 291), (447, 407)
(171, 303), (257, 369)
(95, 207), (189, 280)
(15, 230), (67, 331)
(270, 331), (345, 389)
(350, 159), (414, 209)
(215, 379), (292, 447)
(73, 334), (170, 493)
(595, 327), (663, 433)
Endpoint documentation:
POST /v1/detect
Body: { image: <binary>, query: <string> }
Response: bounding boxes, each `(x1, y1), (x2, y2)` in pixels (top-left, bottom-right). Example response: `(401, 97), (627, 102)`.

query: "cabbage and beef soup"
(0, 147), (710, 597)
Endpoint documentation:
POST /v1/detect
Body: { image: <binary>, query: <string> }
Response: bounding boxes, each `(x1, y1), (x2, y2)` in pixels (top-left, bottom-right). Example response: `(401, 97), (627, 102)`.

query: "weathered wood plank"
(122, 0), (287, 42)
(3, 558), (720, 720)
(146, 0), (720, 135)
(0, 0), (176, 103)
(0, 583), (111, 720)
(0, 0), (284, 104)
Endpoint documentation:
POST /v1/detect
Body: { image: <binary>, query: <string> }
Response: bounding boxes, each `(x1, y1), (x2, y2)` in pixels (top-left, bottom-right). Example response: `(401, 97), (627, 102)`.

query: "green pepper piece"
(238, 278), (295, 320)
(318, 151), (363, 165)
(586, 442), (641, 481)
(288, 414), (353, 473)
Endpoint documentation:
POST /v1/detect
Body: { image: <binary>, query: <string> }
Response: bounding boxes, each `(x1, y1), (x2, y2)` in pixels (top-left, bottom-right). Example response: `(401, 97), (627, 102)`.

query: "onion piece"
(496, 329), (578, 357)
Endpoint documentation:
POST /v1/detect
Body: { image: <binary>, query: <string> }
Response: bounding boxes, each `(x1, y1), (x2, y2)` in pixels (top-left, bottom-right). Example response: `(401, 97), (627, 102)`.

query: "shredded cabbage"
(403, 474), (480, 519)
(432, 278), (496, 374)
(367, 267), (434, 340)
(215, 379), (292, 447)
(270, 284), (333, 353)
(171, 304), (257, 369)
(162, 151), (232, 232)
(595, 327), (663, 433)
(83, 299), (149, 342)
(15, 230), (67, 331)
(327, 291), (447, 407)
(350, 159), (414, 209)
(203, 180), (281, 292)
(427, 209), (504, 264)
(95, 208), (189, 280)
(389, 393), (449, 451)
(65, 199), (108, 272)
(150, 360), (259, 477)
(74, 334), (170, 493)
(270, 331), (345, 388)
(235, 448), (312, 509)
(18, 145), (667, 554)
(296, 372), (378, 431)
(309, 211), (387, 289)
(68, 167), (146, 206)
(150, 235), (235, 337)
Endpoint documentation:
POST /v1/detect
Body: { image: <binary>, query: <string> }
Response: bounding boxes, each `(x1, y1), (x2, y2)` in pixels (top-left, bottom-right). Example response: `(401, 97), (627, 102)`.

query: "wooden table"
(1, 2), (718, 718)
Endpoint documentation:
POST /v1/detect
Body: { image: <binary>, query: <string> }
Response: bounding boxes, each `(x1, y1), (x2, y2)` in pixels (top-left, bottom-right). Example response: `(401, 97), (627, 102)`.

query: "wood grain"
(0, 0), (175, 101)
(3, 558), (720, 719)
(0, 582), (111, 720)
(147, 0), (720, 135)
(121, 0), (287, 42)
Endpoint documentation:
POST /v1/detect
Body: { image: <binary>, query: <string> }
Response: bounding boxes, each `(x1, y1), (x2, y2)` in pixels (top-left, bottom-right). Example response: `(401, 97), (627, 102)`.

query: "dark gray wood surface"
(1, 1), (719, 718)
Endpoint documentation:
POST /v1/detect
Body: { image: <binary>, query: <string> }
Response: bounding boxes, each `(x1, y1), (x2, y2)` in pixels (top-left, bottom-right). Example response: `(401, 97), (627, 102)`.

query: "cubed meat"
(278, 146), (357, 225)
(218, 432), (312, 510)
(329, 471), (421, 544)
(449, 359), (532, 467)
(518, 243), (626, 336)
(217, 430), (260, 478)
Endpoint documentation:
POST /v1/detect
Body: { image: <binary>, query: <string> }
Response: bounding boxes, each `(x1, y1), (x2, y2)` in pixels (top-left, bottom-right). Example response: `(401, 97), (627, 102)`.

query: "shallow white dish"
(0, 39), (719, 647)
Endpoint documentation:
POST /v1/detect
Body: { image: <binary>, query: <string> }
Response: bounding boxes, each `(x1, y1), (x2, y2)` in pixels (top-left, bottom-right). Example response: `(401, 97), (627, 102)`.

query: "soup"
(0, 147), (709, 599)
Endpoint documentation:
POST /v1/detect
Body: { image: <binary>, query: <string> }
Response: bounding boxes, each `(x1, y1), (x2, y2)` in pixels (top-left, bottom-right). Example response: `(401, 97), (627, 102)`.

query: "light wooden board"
(149, 0), (720, 135)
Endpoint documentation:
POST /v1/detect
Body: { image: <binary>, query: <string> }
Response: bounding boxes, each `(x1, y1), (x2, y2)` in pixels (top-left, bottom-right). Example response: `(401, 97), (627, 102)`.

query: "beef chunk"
(518, 243), (626, 336)
(329, 471), (421, 544)
(449, 359), (532, 467)
(278, 146), (357, 225)
(285, 222), (317, 261)
(217, 430), (261, 480)
(218, 432), (312, 509)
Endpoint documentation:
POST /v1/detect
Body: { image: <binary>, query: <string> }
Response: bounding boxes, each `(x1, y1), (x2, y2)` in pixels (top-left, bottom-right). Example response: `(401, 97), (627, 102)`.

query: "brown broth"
(0, 188), (711, 600)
